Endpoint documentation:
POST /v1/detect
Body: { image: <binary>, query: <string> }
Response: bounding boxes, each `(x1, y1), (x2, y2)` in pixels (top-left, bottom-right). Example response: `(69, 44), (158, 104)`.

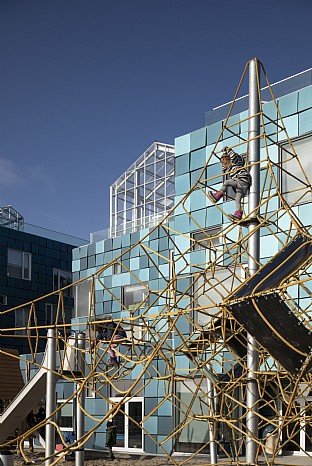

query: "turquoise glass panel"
(260, 235), (279, 257)
(299, 108), (312, 135)
(190, 127), (207, 151)
(207, 120), (222, 144)
(263, 100), (278, 121)
(95, 253), (104, 266)
(95, 240), (105, 254)
(130, 257), (139, 270)
(190, 148), (206, 171)
(175, 173), (190, 196)
(72, 260), (80, 272)
(158, 400), (172, 416)
(175, 153), (190, 175)
(206, 144), (219, 164)
(206, 206), (222, 226)
(278, 92), (298, 117)
(278, 114), (298, 140)
(298, 86), (312, 112)
(264, 121), (278, 142)
(138, 268), (149, 280)
(189, 188), (207, 212)
(175, 133), (191, 156)
(299, 202), (312, 224)
(191, 168), (203, 185)
(223, 114), (240, 139)
(143, 416), (158, 434)
(174, 235), (190, 252)
(190, 209), (206, 226)
(240, 110), (249, 132)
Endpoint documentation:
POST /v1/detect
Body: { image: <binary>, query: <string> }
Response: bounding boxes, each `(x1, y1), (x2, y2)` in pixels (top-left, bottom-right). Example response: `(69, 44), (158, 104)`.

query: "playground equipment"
(0, 58), (312, 465)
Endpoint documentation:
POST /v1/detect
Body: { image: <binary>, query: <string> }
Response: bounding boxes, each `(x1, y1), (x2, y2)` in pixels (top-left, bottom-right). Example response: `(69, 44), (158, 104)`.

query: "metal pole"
(75, 332), (86, 466)
(246, 57), (261, 464)
(207, 375), (217, 464)
(45, 329), (57, 466)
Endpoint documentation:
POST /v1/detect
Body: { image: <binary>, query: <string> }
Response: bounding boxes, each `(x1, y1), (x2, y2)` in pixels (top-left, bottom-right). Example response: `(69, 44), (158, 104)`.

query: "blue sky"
(1, 0), (311, 240)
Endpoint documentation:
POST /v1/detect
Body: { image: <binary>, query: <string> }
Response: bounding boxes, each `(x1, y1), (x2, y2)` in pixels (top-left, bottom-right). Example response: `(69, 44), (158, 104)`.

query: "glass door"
(109, 397), (143, 451)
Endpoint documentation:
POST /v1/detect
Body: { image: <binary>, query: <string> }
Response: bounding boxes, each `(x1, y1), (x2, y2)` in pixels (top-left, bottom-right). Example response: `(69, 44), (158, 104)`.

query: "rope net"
(1, 59), (312, 465)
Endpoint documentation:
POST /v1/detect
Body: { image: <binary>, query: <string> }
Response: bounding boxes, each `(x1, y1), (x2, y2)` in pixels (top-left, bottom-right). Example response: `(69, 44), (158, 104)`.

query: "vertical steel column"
(75, 332), (86, 466)
(246, 58), (261, 464)
(45, 329), (57, 466)
(207, 375), (217, 464)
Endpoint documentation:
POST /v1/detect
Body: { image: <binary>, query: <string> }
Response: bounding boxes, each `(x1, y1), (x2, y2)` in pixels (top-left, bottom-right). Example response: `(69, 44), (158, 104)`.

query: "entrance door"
(109, 397), (143, 451)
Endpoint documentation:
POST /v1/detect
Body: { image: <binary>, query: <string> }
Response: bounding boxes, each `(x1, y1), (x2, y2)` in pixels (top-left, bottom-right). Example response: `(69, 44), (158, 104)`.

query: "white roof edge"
(213, 67), (312, 111)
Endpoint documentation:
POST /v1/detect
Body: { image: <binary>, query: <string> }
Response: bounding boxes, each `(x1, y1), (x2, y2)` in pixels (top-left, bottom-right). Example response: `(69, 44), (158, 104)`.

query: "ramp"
(0, 342), (51, 444)
(225, 235), (312, 374)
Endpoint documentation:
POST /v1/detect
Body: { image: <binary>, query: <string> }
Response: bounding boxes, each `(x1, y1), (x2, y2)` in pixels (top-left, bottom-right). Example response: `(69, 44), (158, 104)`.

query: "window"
(175, 380), (212, 453)
(281, 135), (312, 206)
(57, 400), (73, 430)
(53, 269), (72, 297)
(0, 295), (7, 306)
(192, 226), (222, 251)
(113, 262), (122, 274)
(123, 284), (148, 311)
(45, 303), (72, 326)
(15, 308), (28, 335)
(7, 249), (31, 280)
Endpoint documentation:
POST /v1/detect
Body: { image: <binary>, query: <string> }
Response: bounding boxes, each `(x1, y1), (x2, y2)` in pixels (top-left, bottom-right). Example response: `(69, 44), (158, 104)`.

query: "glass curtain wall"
(110, 142), (175, 237)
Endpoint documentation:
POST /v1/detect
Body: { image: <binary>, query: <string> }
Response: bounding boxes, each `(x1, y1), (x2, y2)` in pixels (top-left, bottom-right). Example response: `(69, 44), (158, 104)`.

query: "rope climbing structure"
(0, 58), (312, 465)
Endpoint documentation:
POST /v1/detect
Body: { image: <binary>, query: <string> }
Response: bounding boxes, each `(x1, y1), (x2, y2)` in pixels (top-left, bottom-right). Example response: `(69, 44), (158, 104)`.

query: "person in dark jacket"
(96, 321), (127, 367)
(105, 421), (117, 460)
(208, 146), (252, 221)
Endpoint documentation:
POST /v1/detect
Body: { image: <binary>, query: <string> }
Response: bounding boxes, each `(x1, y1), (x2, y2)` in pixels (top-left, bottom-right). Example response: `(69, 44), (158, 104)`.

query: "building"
(0, 205), (86, 354)
(22, 66), (312, 458)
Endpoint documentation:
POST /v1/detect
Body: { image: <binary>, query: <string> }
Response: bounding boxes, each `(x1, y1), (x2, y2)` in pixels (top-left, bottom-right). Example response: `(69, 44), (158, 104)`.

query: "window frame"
(191, 226), (222, 251)
(15, 308), (28, 335)
(53, 268), (72, 297)
(122, 284), (149, 311)
(7, 248), (32, 280)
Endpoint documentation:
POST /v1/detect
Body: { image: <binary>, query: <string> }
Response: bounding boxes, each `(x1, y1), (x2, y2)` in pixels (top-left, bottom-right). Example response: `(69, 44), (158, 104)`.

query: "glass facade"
(110, 141), (175, 237)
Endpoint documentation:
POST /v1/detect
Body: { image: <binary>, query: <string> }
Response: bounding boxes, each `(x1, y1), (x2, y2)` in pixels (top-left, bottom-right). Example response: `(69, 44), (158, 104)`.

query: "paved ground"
(11, 450), (312, 466)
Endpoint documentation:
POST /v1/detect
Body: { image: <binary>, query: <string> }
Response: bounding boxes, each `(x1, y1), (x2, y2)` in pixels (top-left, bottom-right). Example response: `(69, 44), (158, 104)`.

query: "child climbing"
(96, 321), (127, 367)
(207, 146), (252, 221)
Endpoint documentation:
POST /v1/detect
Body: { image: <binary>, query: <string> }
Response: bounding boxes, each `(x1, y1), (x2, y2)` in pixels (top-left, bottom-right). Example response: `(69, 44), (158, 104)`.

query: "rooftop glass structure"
(110, 141), (175, 237)
(0, 205), (86, 246)
(0, 205), (24, 230)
